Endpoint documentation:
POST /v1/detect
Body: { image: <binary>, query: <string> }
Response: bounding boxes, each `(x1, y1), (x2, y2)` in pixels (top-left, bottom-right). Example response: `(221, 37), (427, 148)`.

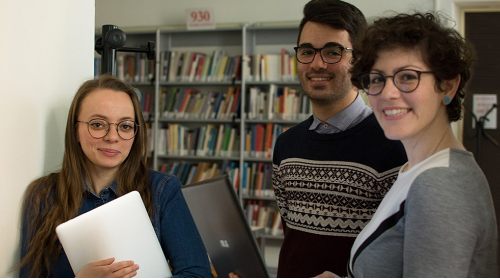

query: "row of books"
(157, 124), (240, 157)
(241, 163), (273, 198)
(156, 122), (293, 159)
(157, 85), (310, 122)
(246, 85), (311, 121)
(118, 53), (155, 83)
(96, 50), (298, 84)
(243, 50), (298, 82)
(95, 54), (155, 84)
(246, 200), (283, 236)
(158, 87), (241, 120)
(244, 123), (292, 159)
(157, 49), (299, 83)
(159, 160), (240, 187)
(159, 50), (242, 83)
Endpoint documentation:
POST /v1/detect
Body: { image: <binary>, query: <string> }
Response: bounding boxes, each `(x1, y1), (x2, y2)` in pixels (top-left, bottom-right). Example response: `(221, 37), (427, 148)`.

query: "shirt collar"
(83, 177), (118, 198)
(309, 93), (371, 131)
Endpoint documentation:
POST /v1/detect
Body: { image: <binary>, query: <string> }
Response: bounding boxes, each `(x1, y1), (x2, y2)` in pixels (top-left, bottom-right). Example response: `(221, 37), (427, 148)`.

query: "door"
(463, 10), (500, 266)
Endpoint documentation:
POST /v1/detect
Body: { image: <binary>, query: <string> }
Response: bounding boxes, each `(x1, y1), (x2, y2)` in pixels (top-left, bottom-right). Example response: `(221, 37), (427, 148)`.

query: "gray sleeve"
(403, 167), (482, 277)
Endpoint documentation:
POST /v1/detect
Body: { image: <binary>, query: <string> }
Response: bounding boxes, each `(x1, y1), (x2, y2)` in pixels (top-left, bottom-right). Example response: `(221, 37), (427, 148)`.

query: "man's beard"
(299, 71), (352, 106)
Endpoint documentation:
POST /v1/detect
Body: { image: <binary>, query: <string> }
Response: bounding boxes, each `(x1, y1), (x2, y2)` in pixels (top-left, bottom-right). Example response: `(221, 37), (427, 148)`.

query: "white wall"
(95, 0), (434, 29)
(0, 0), (94, 277)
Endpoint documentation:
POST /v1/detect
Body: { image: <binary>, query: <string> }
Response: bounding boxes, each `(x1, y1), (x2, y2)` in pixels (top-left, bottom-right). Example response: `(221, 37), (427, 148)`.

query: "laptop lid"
(182, 175), (270, 278)
(55, 191), (172, 278)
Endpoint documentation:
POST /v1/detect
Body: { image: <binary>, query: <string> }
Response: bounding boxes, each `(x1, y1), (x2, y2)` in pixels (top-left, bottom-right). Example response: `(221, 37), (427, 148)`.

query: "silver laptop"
(182, 175), (270, 278)
(55, 191), (171, 278)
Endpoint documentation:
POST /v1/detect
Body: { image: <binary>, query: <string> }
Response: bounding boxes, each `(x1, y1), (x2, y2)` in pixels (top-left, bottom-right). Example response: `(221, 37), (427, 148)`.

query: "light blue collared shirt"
(309, 93), (373, 134)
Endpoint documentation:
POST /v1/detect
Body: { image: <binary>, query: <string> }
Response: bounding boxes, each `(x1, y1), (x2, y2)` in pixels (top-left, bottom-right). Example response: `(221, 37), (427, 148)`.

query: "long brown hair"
(18, 74), (152, 277)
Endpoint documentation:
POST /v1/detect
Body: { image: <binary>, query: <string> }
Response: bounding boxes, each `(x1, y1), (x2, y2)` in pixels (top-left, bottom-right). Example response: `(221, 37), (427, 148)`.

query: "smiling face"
(76, 88), (136, 176)
(368, 48), (449, 144)
(297, 21), (357, 108)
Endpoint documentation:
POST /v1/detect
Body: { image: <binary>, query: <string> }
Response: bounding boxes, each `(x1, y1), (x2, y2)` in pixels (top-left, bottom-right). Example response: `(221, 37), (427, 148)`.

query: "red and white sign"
(186, 8), (215, 30)
(473, 94), (497, 129)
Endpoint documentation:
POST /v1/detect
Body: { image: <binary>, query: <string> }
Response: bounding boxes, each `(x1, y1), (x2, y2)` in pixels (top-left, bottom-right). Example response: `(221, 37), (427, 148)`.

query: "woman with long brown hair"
(18, 74), (212, 277)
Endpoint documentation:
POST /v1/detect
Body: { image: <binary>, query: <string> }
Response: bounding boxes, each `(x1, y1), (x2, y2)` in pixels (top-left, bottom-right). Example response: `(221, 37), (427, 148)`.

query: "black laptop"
(182, 175), (270, 278)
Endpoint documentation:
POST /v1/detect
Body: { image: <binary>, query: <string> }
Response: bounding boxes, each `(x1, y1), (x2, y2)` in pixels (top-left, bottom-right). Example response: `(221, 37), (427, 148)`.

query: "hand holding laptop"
(229, 272), (240, 278)
(75, 257), (139, 278)
(56, 191), (171, 278)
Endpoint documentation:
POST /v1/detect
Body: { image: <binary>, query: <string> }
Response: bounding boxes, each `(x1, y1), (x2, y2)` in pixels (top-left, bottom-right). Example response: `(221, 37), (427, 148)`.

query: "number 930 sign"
(186, 8), (215, 30)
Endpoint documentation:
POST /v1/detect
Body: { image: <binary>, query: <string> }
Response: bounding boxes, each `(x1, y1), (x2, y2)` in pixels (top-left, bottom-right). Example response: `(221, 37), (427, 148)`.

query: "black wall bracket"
(95, 24), (155, 76)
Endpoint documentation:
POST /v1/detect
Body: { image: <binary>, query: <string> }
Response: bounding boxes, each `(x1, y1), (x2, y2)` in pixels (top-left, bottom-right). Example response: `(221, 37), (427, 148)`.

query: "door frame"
(435, 0), (500, 142)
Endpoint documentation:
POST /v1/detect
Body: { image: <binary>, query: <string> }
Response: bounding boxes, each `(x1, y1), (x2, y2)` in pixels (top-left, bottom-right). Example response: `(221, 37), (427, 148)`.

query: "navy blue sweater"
(272, 113), (407, 278)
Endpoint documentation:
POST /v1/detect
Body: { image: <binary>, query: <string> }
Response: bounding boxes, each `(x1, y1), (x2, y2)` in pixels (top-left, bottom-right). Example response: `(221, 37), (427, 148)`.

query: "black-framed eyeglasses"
(294, 43), (354, 64)
(357, 69), (434, 96)
(77, 119), (139, 140)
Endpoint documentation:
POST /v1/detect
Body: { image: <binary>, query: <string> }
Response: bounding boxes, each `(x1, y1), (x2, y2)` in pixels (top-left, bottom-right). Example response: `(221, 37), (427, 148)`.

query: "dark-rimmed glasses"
(357, 69), (434, 96)
(77, 119), (138, 140)
(294, 43), (354, 64)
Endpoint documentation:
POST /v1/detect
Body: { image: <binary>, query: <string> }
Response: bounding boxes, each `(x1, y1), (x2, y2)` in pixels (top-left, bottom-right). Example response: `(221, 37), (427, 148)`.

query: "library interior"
(1, 0), (500, 278)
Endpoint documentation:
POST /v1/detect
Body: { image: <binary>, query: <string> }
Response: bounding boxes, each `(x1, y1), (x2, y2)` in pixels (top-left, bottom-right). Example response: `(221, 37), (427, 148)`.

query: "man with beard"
(272, 0), (407, 277)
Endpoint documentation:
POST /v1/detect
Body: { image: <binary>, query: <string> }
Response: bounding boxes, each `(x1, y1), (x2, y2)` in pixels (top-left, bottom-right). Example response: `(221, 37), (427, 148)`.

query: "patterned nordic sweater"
(272, 114), (407, 278)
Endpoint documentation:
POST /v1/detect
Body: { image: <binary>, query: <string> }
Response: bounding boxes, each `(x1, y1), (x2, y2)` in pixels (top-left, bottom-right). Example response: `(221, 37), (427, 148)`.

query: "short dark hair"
(298, 0), (367, 61)
(351, 13), (474, 122)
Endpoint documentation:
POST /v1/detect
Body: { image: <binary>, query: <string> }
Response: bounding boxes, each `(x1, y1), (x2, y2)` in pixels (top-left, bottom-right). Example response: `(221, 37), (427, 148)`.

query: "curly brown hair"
(350, 13), (474, 122)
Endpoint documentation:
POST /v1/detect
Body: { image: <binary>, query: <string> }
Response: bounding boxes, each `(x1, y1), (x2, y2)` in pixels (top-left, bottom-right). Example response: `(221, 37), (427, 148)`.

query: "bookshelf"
(96, 22), (307, 274)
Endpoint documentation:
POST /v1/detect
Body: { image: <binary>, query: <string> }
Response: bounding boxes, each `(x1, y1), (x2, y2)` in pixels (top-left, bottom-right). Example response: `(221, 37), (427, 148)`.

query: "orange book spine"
(178, 89), (194, 115)
(245, 130), (251, 155)
(264, 123), (274, 158)
(255, 124), (264, 157)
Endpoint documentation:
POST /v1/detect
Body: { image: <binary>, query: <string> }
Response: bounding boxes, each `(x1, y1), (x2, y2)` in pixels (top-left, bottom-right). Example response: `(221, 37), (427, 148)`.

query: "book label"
(186, 8), (215, 30)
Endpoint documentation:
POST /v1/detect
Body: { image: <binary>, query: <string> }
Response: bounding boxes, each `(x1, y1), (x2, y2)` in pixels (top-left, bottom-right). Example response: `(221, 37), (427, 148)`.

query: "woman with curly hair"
(316, 12), (497, 278)
(344, 12), (497, 277)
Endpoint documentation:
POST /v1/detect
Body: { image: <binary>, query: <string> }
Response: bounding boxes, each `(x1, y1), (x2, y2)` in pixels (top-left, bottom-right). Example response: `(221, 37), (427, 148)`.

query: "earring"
(444, 96), (451, 105)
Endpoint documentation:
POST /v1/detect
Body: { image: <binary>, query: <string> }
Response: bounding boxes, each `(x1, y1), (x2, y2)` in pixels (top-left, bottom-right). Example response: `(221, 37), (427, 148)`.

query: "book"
(216, 55), (229, 82)
(168, 51), (180, 82)
(194, 54), (206, 82)
(176, 89), (194, 118)
(230, 87), (241, 118)
(196, 126), (207, 156)
(264, 123), (274, 158)
(226, 127), (237, 157)
(214, 124), (225, 156)
(200, 55), (212, 82)
(221, 126), (232, 157)
(218, 87), (235, 120)
(211, 92), (224, 119)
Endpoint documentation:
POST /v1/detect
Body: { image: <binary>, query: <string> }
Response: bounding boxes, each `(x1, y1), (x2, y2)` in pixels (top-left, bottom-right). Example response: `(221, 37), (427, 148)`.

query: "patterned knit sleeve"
(272, 136), (289, 222)
(272, 162), (288, 220)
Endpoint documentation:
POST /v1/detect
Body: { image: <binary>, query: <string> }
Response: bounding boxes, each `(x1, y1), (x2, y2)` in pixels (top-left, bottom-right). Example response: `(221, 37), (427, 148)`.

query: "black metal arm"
(95, 25), (155, 76)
